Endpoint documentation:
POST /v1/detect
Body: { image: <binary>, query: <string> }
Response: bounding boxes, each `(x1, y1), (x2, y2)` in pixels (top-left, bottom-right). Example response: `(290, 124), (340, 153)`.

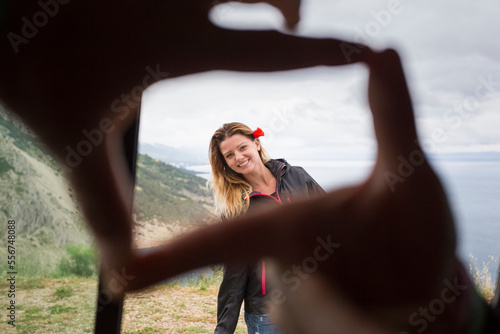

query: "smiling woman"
(208, 122), (325, 334)
(209, 123), (272, 219)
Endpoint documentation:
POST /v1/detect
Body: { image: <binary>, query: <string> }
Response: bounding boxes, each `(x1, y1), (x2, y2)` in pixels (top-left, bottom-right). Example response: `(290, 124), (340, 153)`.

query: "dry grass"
(468, 254), (499, 303)
(0, 274), (247, 334)
(0, 276), (98, 334)
(122, 284), (246, 334)
(2, 256), (496, 333)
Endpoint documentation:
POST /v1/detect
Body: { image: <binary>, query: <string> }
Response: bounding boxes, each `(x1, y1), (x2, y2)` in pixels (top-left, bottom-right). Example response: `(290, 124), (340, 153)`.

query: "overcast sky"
(139, 0), (500, 163)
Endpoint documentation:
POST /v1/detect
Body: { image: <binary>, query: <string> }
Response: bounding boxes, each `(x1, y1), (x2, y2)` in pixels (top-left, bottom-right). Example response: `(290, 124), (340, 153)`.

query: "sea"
(187, 159), (500, 285)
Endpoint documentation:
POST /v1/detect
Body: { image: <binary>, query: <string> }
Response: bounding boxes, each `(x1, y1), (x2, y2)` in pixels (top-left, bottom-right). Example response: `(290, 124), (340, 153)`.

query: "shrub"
(468, 253), (498, 302)
(54, 286), (74, 299)
(49, 304), (73, 314)
(55, 244), (97, 277)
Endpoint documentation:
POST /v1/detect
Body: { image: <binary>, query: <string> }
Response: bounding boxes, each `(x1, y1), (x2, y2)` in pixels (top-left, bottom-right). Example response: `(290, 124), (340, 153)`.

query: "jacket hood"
(264, 158), (290, 179)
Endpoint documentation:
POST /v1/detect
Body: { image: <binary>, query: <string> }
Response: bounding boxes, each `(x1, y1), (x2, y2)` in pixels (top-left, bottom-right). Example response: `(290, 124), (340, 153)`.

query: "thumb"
(236, 0), (301, 29)
(268, 0), (301, 29)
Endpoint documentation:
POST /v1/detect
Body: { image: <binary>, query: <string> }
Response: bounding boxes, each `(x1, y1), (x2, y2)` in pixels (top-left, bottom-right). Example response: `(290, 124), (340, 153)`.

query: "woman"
(209, 122), (325, 334)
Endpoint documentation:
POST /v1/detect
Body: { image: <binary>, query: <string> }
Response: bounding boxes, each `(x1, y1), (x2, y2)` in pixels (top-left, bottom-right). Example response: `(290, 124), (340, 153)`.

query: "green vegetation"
(49, 305), (74, 314)
(164, 266), (223, 290)
(55, 244), (97, 278)
(0, 105), (60, 169)
(0, 107), (220, 333)
(0, 277), (98, 333)
(20, 276), (48, 290)
(54, 286), (74, 299)
(1, 109), (92, 282)
(0, 269), (246, 334)
(14, 246), (68, 277)
(135, 154), (214, 223)
(23, 307), (44, 321)
(122, 267), (249, 334)
(0, 156), (14, 174)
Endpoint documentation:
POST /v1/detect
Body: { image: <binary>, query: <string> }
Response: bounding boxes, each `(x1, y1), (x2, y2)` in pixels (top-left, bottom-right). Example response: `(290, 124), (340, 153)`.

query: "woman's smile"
(238, 159), (250, 168)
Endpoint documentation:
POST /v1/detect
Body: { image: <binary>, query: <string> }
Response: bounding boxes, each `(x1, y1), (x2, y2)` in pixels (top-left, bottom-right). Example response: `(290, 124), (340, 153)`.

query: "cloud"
(139, 0), (500, 161)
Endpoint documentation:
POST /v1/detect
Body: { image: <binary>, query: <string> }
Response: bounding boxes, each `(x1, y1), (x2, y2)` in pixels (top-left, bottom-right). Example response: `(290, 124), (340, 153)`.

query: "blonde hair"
(208, 122), (271, 219)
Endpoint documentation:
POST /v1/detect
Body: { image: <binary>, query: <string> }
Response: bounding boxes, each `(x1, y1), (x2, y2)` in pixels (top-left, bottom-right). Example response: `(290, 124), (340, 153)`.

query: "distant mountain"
(138, 142), (208, 167)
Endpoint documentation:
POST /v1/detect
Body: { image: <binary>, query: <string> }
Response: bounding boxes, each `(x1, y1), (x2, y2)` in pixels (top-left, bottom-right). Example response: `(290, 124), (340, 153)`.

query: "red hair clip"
(252, 127), (264, 138)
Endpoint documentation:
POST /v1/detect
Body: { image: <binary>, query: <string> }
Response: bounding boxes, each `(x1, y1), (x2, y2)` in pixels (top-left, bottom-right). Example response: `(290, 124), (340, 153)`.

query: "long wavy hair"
(209, 122), (271, 219)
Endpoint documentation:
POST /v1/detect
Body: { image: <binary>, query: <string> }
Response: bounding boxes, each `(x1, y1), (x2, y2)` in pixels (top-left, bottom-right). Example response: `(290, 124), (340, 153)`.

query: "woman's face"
(219, 134), (262, 175)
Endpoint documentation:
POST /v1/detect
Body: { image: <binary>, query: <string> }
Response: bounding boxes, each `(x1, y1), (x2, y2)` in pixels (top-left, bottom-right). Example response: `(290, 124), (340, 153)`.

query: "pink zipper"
(248, 167), (288, 296)
(248, 192), (281, 203)
(262, 260), (266, 295)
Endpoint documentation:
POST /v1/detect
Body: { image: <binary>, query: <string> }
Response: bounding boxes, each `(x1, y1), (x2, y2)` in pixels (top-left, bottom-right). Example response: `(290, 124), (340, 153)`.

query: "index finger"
(366, 49), (419, 161)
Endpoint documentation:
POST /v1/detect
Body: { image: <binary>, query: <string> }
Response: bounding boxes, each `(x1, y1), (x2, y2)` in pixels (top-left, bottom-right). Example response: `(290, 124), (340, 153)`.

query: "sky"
(139, 0), (500, 163)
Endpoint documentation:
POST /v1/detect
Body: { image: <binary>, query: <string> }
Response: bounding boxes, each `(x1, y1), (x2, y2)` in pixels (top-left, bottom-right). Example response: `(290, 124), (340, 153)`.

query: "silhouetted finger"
(366, 49), (419, 162)
(199, 28), (373, 72)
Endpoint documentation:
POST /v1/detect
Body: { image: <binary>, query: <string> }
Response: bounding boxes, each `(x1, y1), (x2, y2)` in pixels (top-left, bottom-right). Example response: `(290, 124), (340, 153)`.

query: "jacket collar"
(264, 158), (289, 179)
(246, 159), (290, 197)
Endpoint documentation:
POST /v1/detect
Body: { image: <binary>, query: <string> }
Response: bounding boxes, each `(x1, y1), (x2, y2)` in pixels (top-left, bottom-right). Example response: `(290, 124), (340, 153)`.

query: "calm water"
(188, 160), (500, 284)
(432, 160), (500, 283)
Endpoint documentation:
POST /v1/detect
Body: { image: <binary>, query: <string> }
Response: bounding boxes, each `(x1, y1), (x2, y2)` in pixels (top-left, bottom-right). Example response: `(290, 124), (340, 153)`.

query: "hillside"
(135, 154), (213, 223)
(0, 106), (90, 275)
(0, 105), (215, 272)
(133, 154), (215, 248)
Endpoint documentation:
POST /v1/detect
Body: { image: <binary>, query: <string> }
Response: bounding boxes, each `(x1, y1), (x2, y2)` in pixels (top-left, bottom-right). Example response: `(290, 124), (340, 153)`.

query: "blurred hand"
(0, 2), (469, 331)
(130, 50), (467, 332)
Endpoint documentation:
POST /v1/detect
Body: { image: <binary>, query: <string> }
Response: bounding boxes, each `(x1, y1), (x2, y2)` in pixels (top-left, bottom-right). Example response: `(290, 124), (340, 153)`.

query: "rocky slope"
(0, 105), (215, 273)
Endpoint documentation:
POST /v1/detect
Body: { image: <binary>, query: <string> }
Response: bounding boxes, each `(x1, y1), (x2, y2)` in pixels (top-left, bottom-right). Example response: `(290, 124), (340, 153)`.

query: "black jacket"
(214, 159), (325, 334)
